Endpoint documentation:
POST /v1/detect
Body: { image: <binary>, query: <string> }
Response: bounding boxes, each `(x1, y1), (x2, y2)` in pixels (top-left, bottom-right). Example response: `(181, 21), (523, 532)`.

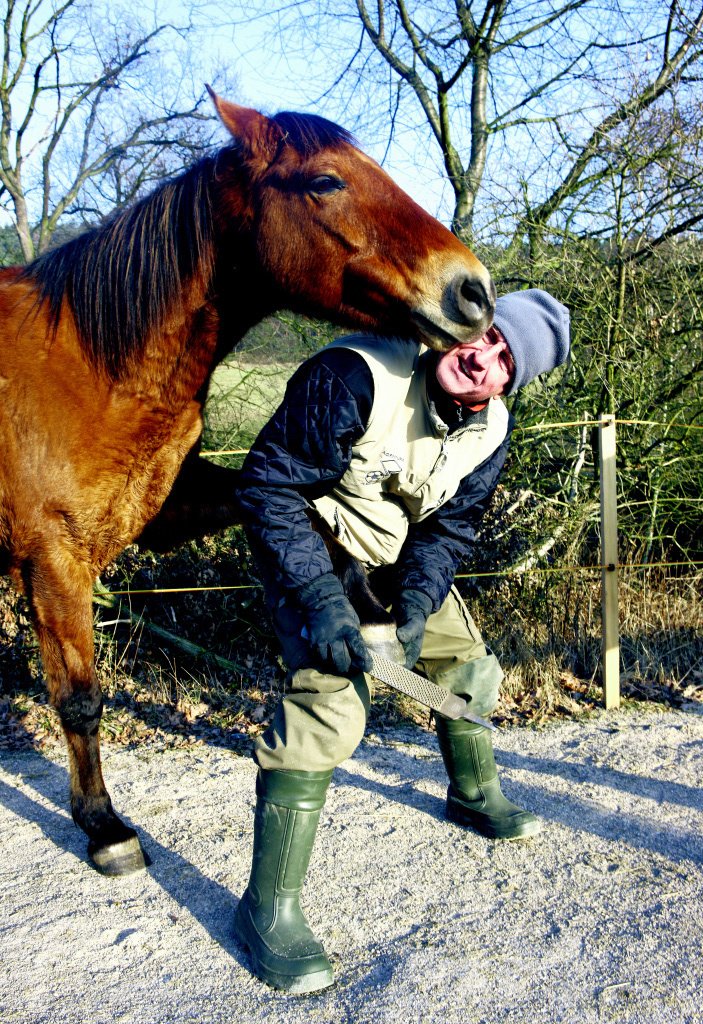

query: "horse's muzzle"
(411, 268), (496, 350)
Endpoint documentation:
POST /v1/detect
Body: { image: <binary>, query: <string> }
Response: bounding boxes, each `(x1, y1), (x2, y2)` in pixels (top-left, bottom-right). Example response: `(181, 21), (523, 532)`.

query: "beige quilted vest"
(311, 336), (510, 568)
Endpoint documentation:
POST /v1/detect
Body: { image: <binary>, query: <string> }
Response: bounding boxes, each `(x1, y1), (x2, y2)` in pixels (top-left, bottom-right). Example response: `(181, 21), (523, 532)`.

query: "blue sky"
(3, 0), (690, 245)
(5, 2), (430, 233)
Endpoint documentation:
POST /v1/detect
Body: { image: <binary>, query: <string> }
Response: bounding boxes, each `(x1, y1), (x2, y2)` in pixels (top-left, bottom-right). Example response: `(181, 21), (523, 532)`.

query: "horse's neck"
(110, 171), (271, 406)
(119, 273), (265, 411)
(115, 279), (215, 405)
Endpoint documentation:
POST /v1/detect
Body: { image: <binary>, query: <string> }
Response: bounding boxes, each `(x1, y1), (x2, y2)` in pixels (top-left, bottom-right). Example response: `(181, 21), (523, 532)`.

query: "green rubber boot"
(435, 717), (541, 840)
(234, 768), (335, 994)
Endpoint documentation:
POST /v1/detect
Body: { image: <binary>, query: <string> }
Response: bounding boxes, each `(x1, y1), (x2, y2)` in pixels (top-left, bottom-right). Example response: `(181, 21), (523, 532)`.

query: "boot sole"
(446, 800), (542, 841)
(234, 902), (335, 994)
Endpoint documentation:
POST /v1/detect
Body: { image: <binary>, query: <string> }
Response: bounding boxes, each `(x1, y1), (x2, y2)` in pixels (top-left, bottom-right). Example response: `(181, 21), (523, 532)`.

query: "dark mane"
(272, 111), (356, 158)
(24, 157), (217, 379)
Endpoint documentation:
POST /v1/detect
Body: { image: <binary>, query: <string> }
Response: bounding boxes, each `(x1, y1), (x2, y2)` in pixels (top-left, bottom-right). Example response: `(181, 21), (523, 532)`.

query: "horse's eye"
(307, 175), (346, 196)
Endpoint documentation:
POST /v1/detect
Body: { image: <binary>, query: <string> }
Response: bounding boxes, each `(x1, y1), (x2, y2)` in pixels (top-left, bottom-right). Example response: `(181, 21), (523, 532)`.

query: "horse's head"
(209, 90), (494, 351)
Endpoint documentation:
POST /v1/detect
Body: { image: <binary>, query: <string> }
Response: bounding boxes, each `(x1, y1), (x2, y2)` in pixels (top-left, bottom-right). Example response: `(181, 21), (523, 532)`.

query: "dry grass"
(1, 544), (700, 753)
(463, 567), (703, 726)
(203, 358), (296, 453)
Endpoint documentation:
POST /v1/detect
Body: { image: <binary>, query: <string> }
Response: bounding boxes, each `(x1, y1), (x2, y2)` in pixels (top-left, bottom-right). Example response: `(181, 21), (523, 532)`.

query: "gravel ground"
(1, 705), (702, 1024)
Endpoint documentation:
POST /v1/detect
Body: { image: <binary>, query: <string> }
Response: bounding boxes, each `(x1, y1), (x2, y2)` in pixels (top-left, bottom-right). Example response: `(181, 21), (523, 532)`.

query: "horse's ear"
(207, 86), (281, 162)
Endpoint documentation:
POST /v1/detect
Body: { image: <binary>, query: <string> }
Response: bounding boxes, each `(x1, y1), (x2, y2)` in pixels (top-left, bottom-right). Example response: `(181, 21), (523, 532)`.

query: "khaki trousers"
(254, 585), (491, 772)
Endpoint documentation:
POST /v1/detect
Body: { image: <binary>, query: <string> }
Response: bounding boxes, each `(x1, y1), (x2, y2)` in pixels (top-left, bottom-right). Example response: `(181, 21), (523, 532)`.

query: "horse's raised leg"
(136, 450), (243, 552)
(24, 551), (147, 875)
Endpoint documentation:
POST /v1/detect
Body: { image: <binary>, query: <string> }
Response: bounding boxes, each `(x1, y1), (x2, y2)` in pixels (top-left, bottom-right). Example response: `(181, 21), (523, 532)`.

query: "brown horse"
(0, 90), (494, 876)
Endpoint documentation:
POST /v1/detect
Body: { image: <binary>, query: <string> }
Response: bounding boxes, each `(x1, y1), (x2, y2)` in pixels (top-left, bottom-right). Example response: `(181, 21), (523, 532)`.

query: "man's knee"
(299, 668), (371, 762)
(431, 654), (504, 717)
(329, 698), (368, 763)
(255, 668), (371, 771)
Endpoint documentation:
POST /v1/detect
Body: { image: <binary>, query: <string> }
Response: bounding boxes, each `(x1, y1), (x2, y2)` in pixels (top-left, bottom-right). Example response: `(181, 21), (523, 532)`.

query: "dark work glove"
(297, 573), (372, 676)
(394, 589), (434, 668)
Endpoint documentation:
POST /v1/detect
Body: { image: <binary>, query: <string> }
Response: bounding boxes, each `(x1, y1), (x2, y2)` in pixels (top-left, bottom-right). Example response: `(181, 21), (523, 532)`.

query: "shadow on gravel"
(343, 738), (703, 867)
(495, 750), (703, 866)
(0, 774), (86, 860)
(0, 752), (249, 967)
(334, 764), (447, 822)
(497, 748), (703, 812)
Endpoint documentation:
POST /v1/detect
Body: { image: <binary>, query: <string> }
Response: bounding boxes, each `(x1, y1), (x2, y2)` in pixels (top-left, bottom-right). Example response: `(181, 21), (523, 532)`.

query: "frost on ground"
(1, 706), (702, 1024)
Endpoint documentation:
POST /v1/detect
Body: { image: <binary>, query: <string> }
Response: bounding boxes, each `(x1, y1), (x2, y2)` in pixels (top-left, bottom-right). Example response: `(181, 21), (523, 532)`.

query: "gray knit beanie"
(494, 289), (570, 396)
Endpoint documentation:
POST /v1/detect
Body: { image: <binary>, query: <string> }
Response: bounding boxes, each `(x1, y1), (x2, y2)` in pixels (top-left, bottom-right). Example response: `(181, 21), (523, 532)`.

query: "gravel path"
(1, 705), (702, 1024)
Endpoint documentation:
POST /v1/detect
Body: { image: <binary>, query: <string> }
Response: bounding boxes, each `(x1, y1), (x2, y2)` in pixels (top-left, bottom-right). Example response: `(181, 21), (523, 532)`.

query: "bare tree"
(513, 2), (703, 246)
(0, 0), (232, 261)
(228, 1), (703, 245)
(349, 0), (603, 238)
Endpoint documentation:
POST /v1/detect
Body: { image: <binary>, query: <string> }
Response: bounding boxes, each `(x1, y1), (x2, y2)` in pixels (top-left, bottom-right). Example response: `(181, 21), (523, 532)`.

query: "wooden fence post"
(599, 414), (621, 708)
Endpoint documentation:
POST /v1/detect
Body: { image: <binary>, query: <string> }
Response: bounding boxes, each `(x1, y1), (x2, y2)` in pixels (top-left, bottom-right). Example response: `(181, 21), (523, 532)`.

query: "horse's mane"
(24, 157), (217, 379)
(271, 111), (356, 157)
(23, 112), (355, 379)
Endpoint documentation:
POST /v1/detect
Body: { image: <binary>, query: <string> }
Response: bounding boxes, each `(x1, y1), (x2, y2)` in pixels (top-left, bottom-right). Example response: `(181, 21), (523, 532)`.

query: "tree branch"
(514, 1), (703, 240)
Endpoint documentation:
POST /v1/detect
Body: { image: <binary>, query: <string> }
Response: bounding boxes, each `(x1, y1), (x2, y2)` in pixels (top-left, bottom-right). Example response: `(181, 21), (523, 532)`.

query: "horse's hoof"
(88, 835), (149, 876)
(361, 623), (405, 664)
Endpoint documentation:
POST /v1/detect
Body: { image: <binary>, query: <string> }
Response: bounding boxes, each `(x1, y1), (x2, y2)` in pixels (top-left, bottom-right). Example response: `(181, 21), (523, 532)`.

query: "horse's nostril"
(435, 273), (496, 343)
(455, 275), (495, 325)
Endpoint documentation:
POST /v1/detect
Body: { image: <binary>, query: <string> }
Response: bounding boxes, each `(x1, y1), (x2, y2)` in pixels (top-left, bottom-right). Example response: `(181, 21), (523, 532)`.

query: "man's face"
(435, 325), (514, 406)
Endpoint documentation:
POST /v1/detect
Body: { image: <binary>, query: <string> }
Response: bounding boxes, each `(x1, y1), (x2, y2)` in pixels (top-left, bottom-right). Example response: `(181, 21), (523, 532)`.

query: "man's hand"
(394, 589), (434, 669)
(297, 573), (372, 675)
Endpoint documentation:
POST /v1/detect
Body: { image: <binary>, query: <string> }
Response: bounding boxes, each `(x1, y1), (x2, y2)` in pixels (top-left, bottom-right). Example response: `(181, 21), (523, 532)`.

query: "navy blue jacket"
(237, 346), (513, 611)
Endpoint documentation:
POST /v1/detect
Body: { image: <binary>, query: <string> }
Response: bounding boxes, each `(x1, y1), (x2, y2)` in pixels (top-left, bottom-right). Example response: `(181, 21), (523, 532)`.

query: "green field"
(203, 359), (299, 455)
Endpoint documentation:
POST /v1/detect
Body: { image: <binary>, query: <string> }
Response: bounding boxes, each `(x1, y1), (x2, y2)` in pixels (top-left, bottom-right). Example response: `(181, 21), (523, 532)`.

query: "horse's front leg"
(24, 551), (147, 876)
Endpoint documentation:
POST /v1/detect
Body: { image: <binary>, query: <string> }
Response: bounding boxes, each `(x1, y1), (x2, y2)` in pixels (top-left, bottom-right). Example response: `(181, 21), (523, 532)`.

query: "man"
(235, 289), (570, 993)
